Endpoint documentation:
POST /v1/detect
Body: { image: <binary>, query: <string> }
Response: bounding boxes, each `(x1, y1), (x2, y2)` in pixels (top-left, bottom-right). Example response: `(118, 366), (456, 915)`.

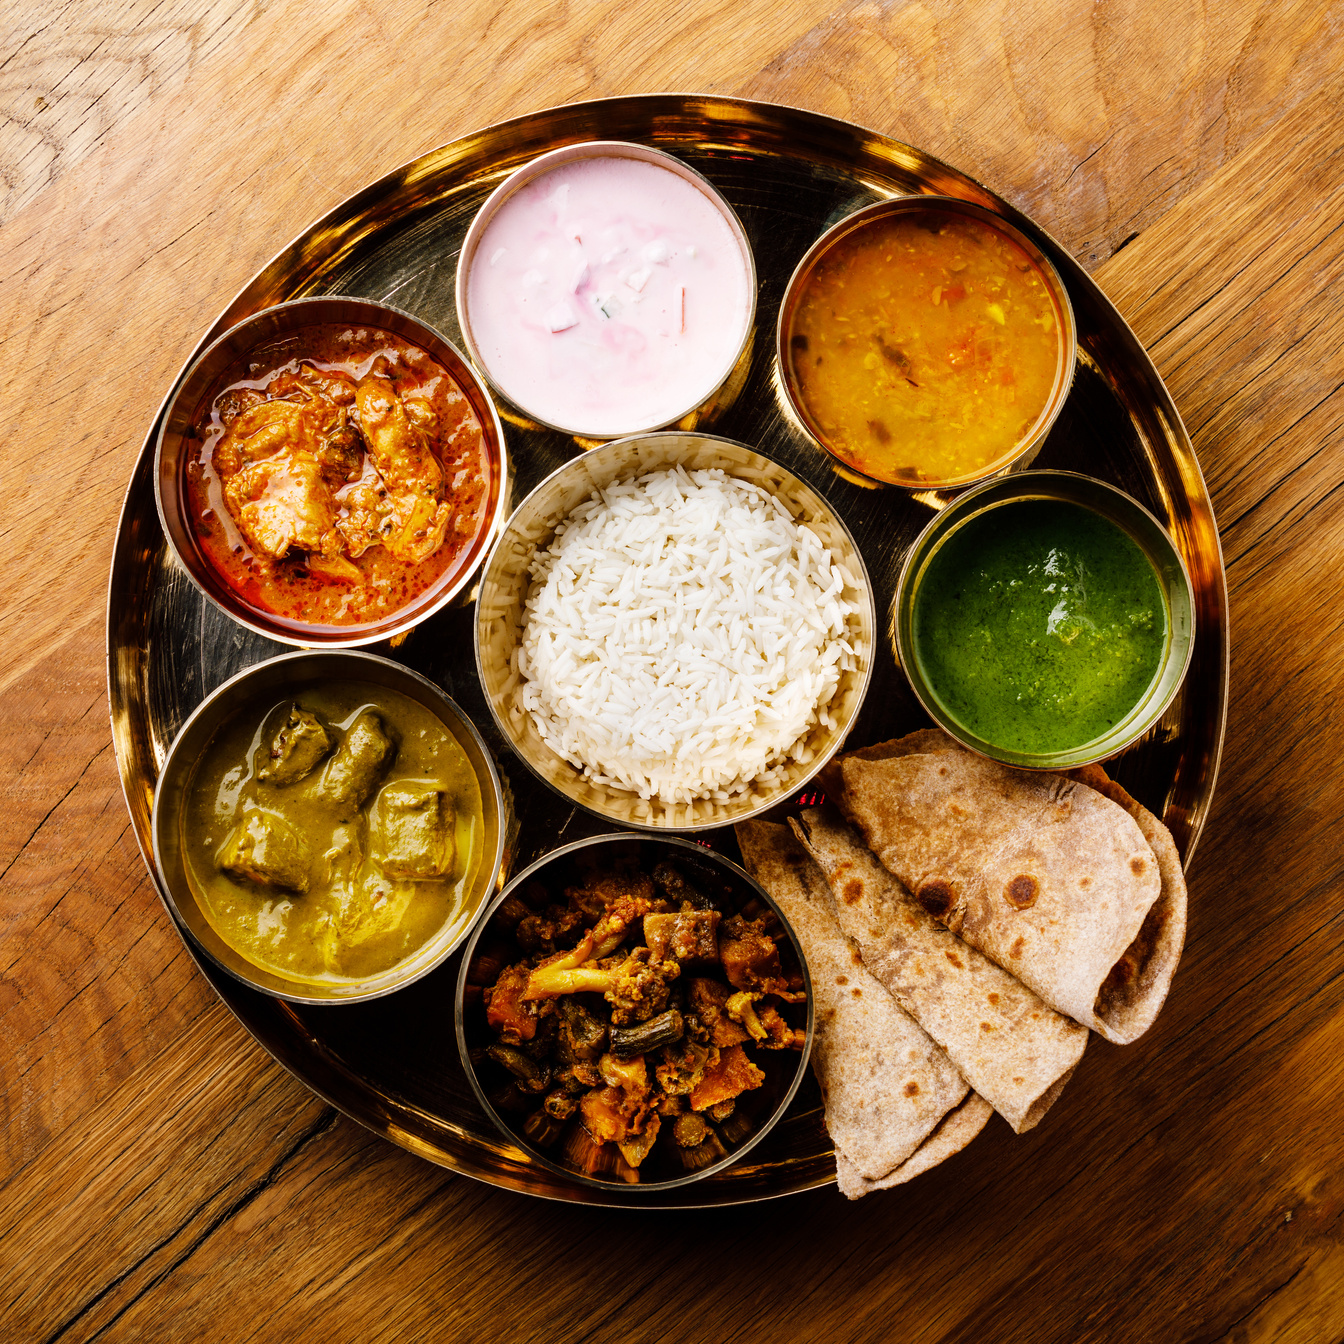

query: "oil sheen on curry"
(185, 324), (490, 626)
(182, 682), (485, 984)
(786, 209), (1063, 485)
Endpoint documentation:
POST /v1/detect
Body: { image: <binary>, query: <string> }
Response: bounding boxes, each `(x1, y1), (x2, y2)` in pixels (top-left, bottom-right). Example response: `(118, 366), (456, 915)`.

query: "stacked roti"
(834, 731), (1187, 1044)
(790, 807), (1088, 1133)
(737, 821), (992, 1197)
(740, 728), (1187, 1197)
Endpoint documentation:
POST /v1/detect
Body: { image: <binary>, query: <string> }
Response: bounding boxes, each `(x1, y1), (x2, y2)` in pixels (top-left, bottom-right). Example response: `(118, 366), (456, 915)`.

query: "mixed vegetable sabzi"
(466, 853), (808, 1183)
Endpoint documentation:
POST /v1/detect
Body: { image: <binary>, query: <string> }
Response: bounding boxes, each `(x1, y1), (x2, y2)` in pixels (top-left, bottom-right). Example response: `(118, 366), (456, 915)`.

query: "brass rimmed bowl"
(893, 470), (1195, 770)
(456, 833), (814, 1195)
(473, 432), (876, 831)
(151, 650), (507, 1004)
(777, 195), (1077, 491)
(154, 296), (510, 648)
(455, 140), (757, 443)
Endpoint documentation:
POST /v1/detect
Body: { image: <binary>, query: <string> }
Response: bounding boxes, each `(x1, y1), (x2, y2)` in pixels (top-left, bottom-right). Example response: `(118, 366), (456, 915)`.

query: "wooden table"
(3, 3), (1342, 1340)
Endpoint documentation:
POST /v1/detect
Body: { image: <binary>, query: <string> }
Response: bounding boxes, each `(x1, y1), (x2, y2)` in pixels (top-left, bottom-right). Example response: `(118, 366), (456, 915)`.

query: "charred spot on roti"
(980, 1021), (994, 1032)
(850, 948), (863, 965)
(843, 879), (863, 905)
(1013, 1076), (1024, 1085)
(945, 950), (964, 969)
(851, 987), (862, 998)
(1096, 893), (1166, 1017)
(987, 992), (1000, 1005)
(1080, 876), (1091, 889)
(916, 878), (955, 917)
(835, 974), (849, 985)
(904, 1081), (920, 1097)
(1004, 874), (1039, 909)
(1010, 936), (1026, 959)
(1130, 855), (1147, 876)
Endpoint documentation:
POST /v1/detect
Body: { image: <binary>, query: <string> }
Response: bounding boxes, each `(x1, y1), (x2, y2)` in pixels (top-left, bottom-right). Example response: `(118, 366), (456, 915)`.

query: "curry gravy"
(182, 681), (484, 984)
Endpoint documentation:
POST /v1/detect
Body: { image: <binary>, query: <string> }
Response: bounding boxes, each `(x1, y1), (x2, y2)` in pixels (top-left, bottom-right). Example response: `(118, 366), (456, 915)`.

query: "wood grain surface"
(3, 3), (1343, 1341)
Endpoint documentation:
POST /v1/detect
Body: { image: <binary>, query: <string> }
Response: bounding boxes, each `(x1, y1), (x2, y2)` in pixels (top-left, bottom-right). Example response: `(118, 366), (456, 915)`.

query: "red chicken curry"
(185, 324), (490, 627)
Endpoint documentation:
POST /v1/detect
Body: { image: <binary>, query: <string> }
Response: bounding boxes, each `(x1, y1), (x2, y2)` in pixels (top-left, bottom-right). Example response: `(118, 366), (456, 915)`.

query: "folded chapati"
(790, 807), (1087, 1133)
(737, 820), (988, 1197)
(838, 745), (1184, 1044)
(836, 1092), (994, 1198)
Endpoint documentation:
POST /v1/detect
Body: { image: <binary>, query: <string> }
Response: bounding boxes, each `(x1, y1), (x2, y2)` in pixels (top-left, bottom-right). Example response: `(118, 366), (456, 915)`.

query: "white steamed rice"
(512, 465), (858, 804)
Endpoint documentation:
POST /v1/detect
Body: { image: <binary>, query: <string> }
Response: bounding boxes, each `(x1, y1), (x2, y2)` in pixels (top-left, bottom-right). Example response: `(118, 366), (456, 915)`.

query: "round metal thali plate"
(108, 94), (1228, 1208)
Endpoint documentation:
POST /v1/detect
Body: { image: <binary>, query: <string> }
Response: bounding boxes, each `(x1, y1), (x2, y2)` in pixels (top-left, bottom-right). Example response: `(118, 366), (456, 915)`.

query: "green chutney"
(912, 498), (1167, 753)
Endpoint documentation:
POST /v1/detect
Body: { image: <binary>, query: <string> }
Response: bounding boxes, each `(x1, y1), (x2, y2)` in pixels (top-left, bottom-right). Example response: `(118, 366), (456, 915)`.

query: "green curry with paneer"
(466, 853), (808, 1184)
(182, 681), (484, 984)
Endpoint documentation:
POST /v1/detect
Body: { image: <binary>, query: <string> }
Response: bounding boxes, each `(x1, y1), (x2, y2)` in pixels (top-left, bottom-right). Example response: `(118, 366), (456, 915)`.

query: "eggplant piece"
(495, 895), (533, 931)
(651, 861), (719, 911)
(643, 910), (720, 965)
(485, 1043), (551, 1094)
(320, 712), (395, 818)
(373, 781), (455, 879)
(522, 1108), (567, 1150)
(218, 808), (311, 893)
(609, 1009), (684, 1059)
(258, 704), (332, 785)
(556, 997), (608, 1062)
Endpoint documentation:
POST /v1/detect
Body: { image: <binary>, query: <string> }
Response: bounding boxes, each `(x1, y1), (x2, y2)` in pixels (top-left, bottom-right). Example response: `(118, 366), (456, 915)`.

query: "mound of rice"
(513, 465), (858, 804)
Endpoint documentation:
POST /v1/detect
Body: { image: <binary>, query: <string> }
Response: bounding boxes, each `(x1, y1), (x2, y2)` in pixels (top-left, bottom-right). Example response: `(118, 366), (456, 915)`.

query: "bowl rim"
(892, 468), (1197, 769)
(454, 830), (816, 1194)
(150, 648), (507, 1005)
(152, 295), (510, 649)
(472, 430), (877, 831)
(775, 193), (1078, 491)
(454, 139), (758, 440)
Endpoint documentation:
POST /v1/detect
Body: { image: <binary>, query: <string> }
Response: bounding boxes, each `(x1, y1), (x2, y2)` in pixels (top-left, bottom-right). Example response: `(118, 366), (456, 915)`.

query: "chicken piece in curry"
(470, 854), (808, 1184)
(186, 325), (491, 627)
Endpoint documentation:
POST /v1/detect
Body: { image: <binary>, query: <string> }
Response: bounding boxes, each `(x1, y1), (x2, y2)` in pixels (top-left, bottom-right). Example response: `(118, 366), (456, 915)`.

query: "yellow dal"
(787, 211), (1062, 484)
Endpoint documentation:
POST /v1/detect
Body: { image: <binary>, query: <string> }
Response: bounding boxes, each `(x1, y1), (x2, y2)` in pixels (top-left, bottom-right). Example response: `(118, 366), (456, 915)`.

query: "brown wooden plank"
(0, 623), (220, 1178)
(0, 1005), (328, 1340)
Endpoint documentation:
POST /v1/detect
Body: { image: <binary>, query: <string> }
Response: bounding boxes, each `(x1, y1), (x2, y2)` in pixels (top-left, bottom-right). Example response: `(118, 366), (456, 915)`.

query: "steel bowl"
(473, 432), (876, 830)
(892, 470), (1195, 769)
(456, 833), (814, 1195)
(154, 296), (510, 648)
(151, 650), (508, 1004)
(777, 195), (1077, 491)
(455, 140), (757, 444)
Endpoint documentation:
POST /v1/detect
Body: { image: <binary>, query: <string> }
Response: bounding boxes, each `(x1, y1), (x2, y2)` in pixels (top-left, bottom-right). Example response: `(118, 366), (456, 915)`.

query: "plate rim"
(106, 92), (1229, 1207)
